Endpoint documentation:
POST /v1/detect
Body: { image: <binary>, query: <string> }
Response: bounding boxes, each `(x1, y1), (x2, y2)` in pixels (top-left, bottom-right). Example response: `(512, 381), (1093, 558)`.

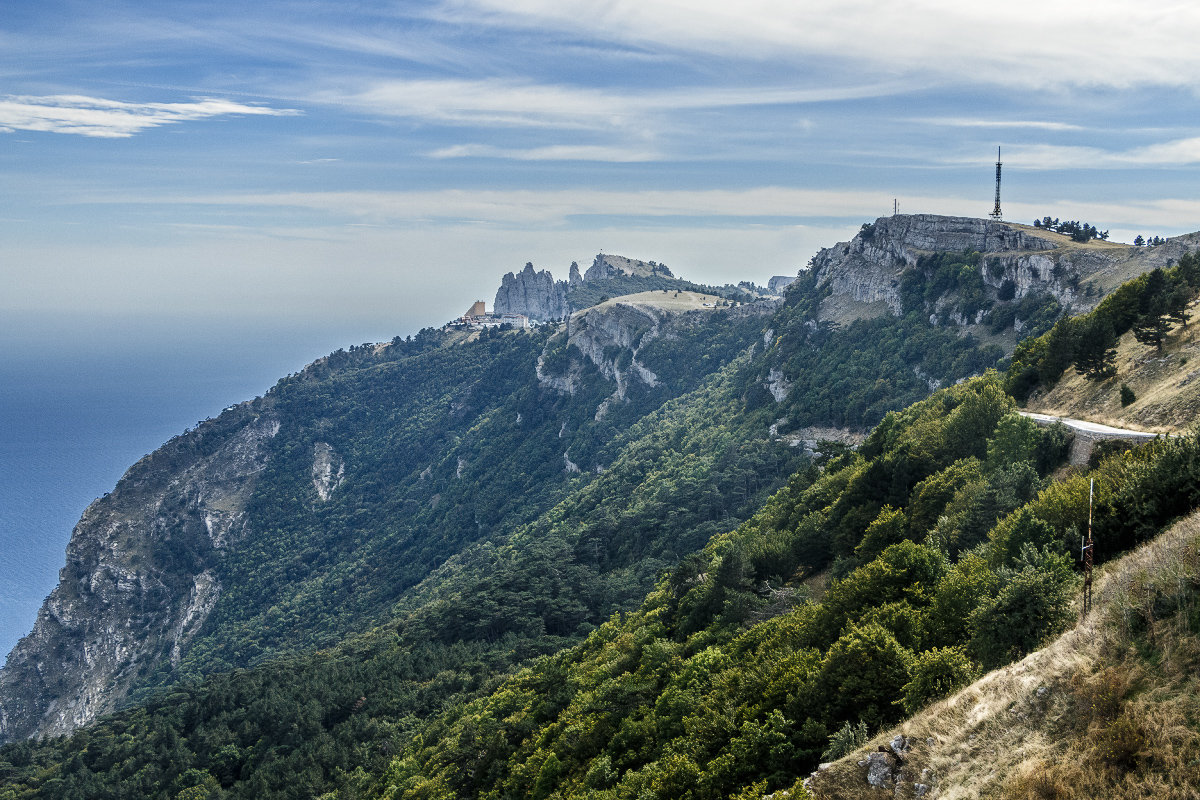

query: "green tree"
(1166, 282), (1194, 329)
(817, 623), (915, 727)
(969, 545), (1075, 669)
(1120, 384), (1136, 407)
(1072, 315), (1118, 380)
(1132, 268), (1172, 351)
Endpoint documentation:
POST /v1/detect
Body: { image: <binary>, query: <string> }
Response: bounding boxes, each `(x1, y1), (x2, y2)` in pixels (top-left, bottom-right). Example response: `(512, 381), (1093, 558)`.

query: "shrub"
(1097, 714), (1147, 772)
(821, 720), (870, 762)
(900, 645), (978, 715)
(969, 545), (1076, 669)
(1120, 384), (1136, 407)
(818, 622), (916, 727)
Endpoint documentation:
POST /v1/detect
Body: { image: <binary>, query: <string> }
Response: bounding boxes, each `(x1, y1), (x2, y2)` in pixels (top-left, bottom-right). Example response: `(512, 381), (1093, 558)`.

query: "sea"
(0, 314), (411, 663)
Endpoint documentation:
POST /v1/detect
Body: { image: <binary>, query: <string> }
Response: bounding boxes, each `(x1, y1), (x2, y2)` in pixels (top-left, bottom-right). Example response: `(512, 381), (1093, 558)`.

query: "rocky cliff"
(0, 404), (277, 741)
(536, 292), (778, 429)
(494, 262), (570, 322)
(494, 254), (679, 322)
(808, 214), (1200, 327)
(582, 253), (672, 281)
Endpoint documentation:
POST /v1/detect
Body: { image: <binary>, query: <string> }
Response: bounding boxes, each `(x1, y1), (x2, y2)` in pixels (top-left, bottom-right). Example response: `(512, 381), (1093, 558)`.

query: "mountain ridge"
(3, 215), (1199, 800)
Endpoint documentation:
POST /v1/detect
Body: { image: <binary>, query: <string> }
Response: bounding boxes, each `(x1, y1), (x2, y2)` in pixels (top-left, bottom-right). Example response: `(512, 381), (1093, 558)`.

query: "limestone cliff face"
(494, 253), (675, 322)
(537, 296), (777, 425)
(767, 275), (796, 294)
(583, 253), (673, 281)
(807, 213), (1191, 324)
(0, 406), (278, 742)
(810, 214), (1069, 315)
(494, 262), (570, 322)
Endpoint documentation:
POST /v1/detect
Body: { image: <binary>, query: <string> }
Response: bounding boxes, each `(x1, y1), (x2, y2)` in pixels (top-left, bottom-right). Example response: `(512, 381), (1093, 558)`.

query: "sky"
(6, 1), (1200, 653)
(7, 0), (1200, 335)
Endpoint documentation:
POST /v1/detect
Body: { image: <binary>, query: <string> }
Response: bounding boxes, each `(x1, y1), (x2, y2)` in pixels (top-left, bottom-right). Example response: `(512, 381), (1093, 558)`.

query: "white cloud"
(920, 118), (1084, 132)
(135, 186), (938, 226)
(938, 136), (1200, 169)
(442, 0), (1200, 90)
(315, 77), (900, 130)
(428, 143), (660, 161)
(0, 94), (300, 138)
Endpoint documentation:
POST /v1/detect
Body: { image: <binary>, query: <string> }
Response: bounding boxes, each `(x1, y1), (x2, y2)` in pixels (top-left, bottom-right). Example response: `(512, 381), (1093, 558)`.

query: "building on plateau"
(451, 301), (530, 330)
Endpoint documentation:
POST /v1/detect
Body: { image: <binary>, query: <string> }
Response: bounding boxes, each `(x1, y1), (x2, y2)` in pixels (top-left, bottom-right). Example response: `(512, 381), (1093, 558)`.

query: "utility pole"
(1082, 478), (1094, 618)
(990, 147), (1003, 221)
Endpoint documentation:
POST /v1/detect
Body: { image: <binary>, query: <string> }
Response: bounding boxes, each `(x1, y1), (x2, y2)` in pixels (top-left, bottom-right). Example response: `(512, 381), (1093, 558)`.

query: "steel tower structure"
(990, 147), (1003, 221)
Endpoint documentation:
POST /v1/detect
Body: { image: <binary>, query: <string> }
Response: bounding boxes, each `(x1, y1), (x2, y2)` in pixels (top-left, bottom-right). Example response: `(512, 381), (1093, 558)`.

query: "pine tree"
(1073, 315), (1118, 380)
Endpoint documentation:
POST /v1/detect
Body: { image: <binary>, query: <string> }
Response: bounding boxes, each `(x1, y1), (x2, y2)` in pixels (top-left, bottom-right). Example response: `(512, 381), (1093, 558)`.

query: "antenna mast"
(990, 147), (1003, 221)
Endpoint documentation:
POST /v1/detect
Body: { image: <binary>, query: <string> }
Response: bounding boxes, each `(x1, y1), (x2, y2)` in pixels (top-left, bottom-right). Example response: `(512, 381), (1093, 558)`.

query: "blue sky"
(6, 0), (1200, 332)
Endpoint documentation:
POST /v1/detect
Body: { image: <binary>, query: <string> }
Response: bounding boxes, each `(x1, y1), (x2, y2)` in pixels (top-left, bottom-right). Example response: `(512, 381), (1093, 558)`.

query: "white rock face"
(583, 253), (672, 281)
(0, 408), (279, 742)
(811, 214), (1065, 316)
(311, 442), (345, 502)
(767, 275), (796, 294)
(766, 368), (791, 402)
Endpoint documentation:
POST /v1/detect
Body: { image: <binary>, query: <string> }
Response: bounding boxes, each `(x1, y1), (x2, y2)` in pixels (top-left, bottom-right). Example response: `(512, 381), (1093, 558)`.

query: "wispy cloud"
(445, 0), (1200, 90)
(92, 186), (956, 226)
(939, 136), (1200, 169)
(920, 118), (1084, 132)
(428, 144), (659, 161)
(316, 77), (901, 130)
(72, 184), (1200, 239)
(0, 95), (299, 138)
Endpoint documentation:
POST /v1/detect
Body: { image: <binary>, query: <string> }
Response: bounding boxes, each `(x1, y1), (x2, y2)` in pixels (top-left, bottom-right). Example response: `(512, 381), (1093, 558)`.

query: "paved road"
(1019, 411), (1162, 439)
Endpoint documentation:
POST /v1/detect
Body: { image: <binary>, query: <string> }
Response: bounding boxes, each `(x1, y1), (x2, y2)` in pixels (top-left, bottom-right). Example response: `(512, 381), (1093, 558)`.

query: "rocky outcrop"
(494, 253), (680, 323)
(0, 407), (278, 742)
(311, 442), (344, 502)
(767, 275), (796, 294)
(544, 301), (665, 410)
(811, 215), (1066, 315)
(583, 253), (673, 281)
(808, 214), (1195, 326)
(494, 262), (570, 322)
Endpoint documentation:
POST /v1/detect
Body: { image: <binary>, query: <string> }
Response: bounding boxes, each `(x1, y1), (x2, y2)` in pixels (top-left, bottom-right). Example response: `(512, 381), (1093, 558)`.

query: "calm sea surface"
(0, 315), (409, 663)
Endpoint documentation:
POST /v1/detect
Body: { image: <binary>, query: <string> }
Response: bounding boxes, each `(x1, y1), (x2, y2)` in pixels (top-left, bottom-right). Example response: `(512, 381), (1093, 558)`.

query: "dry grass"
(1026, 304), (1200, 434)
(808, 512), (1200, 800)
(593, 290), (726, 312)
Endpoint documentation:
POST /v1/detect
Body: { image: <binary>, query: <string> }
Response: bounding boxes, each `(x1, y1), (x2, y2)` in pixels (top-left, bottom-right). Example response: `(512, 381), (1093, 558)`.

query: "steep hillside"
(351, 385), (1200, 800)
(0, 304), (782, 743)
(808, 509), (1200, 800)
(1026, 302), (1199, 434)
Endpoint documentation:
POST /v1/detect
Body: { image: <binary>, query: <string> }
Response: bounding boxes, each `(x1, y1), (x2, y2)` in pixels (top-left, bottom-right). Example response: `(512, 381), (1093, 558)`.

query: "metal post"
(1082, 478), (1094, 618)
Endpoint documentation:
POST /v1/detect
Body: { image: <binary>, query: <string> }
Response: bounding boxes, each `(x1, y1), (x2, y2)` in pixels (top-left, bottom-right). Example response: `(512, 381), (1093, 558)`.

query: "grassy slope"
(1025, 303), (1200, 434)
(590, 291), (729, 313)
(809, 509), (1200, 800)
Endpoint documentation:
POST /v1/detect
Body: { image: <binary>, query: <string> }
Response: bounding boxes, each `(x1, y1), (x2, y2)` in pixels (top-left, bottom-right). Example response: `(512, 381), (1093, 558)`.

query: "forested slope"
(361, 379), (1200, 800)
(0, 255), (1010, 797)
(13, 216), (1191, 797)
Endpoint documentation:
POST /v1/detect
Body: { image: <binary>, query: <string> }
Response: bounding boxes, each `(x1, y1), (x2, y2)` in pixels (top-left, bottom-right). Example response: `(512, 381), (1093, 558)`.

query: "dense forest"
(5, 246), (1198, 799)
